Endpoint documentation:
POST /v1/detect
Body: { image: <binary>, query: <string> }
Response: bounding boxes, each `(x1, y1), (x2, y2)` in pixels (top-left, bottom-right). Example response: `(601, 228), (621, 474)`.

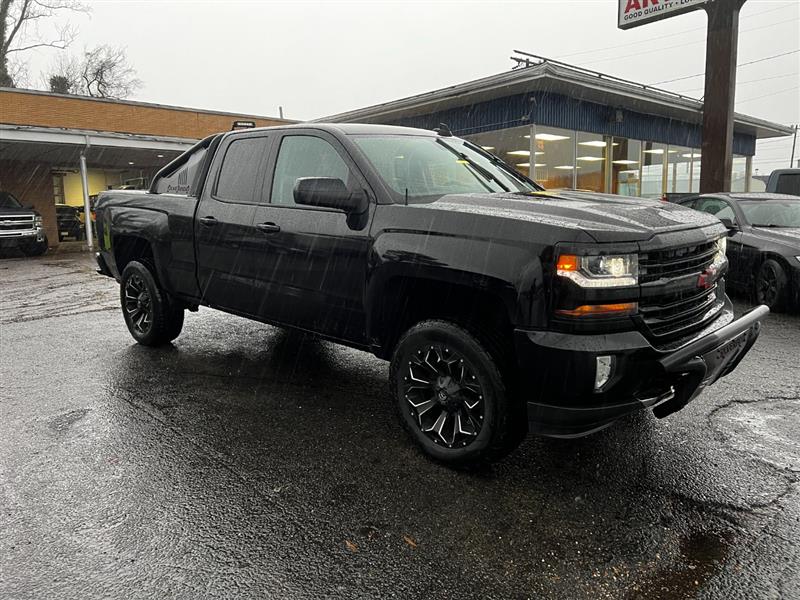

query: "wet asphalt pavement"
(1, 253), (798, 600)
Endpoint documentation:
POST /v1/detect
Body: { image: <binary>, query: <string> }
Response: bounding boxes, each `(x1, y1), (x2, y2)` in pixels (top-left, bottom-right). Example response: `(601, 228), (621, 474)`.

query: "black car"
(679, 192), (800, 311)
(55, 204), (84, 241)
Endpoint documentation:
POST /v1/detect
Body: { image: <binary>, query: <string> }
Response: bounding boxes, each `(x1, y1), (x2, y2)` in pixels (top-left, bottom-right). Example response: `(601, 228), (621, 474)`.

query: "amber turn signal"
(555, 302), (638, 317)
(556, 254), (579, 272)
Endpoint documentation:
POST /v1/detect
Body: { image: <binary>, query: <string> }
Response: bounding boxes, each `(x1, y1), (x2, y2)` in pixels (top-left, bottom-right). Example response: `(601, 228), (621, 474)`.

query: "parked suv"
(55, 204), (84, 241)
(95, 124), (767, 465)
(0, 191), (48, 256)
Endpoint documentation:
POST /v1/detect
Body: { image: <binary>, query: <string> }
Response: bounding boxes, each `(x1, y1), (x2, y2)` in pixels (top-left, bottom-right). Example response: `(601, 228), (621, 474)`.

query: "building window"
(531, 126), (574, 189)
(666, 146), (694, 195)
(463, 125), (534, 178)
(611, 138), (641, 197)
(576, 132), (608, 192)
(731, 155), (747, 192)
(690, 150), (702, 193)
(641, 142), (667, 198)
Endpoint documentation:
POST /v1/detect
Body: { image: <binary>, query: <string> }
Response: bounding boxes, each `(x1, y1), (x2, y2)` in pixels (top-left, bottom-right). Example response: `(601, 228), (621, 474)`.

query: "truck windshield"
(0, 192), (23, 209)
(351, 135), (541, 201)
(740, 199), (800, 228)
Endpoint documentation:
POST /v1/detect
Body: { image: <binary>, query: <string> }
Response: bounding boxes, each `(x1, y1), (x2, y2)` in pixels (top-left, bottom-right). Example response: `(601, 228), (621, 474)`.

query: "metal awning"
(0, 125), (195, 169)
(317, 60), (793, 140)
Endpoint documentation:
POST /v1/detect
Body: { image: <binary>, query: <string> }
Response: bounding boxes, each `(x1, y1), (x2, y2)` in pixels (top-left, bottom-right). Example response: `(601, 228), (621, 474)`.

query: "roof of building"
(317, 57), (794, 140)
(0, 86), (292, 122)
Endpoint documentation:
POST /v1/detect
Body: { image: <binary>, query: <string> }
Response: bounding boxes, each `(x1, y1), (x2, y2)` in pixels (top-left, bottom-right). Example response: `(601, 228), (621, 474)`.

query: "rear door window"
(775, 173), (800, 196)
(695, 197), (734, 221)
(214, 137), (270, 204)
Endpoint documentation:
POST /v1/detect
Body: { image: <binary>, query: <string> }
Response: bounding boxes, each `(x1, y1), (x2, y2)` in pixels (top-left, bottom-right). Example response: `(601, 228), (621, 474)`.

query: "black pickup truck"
(95, 123), (767, 465)
(0, 191), (48, 255)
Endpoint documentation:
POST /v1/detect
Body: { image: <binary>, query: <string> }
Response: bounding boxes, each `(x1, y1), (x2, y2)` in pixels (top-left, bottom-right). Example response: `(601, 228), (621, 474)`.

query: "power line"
(554, 3), (794, 61)
(736, 86), (798, 104)
(674, 71), (799, 94)
(581, 17), (799, 67)
(650, 49), (800, 85)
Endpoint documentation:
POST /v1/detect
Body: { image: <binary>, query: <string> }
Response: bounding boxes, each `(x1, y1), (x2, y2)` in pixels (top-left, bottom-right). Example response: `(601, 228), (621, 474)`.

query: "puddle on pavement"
(629, 530), (732, 599)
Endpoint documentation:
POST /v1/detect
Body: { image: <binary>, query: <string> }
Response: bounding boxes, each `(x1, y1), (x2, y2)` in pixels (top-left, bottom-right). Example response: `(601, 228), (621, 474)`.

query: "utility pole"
(699, 0), (747, 193)
(790, 124), (798, 168)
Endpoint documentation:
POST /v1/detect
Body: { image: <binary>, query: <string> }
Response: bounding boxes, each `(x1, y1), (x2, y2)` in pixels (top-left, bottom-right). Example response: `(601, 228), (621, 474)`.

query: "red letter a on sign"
(625, 0), (641, 13)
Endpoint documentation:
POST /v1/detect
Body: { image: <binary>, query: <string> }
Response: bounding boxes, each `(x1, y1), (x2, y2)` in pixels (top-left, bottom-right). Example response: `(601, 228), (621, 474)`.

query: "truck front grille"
(0, 214), (35, 233)
(639, 241), (716, 284)
(640, 285), (724, 339)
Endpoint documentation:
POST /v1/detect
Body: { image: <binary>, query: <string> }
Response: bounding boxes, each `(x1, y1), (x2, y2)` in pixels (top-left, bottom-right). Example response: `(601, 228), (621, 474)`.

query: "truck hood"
(0, 206), (37, 216)
(420, 190), (722, 243)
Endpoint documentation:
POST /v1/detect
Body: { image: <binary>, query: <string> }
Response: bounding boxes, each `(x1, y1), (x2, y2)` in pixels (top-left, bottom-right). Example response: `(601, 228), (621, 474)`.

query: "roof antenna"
(434, 123), (452, 137)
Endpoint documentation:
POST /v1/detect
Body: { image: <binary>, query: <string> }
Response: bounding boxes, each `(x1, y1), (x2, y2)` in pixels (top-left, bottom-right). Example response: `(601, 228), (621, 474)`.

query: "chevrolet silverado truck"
(94, 124), (768, 465)
(0, 191), (48, 256)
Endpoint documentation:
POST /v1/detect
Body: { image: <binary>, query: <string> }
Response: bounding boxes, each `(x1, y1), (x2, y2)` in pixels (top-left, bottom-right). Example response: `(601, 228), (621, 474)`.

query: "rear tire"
(755, 258), (788, 311)
(120, 261), (184, 346)
(389, 319), (525, 466)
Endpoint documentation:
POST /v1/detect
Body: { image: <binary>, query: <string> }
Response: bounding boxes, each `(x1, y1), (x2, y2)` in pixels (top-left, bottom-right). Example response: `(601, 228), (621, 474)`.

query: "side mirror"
(719, 217), (739, 233)
(293, 177), (367, 213)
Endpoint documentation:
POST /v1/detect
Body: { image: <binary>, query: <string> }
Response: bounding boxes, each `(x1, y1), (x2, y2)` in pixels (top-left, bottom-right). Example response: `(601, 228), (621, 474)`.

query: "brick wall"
(0, 88), (291, 139)
(0, 160), (58, 246)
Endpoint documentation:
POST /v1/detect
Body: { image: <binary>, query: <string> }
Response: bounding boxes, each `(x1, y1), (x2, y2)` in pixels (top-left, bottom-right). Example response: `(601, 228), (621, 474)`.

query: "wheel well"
(373, 277), (514, 360)
(113, 235), (155, 275)
(760, 252), (792, 272)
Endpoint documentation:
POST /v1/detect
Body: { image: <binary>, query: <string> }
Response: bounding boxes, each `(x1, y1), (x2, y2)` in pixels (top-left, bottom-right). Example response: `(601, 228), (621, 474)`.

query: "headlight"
(557, 253), (638, 288)
(716, 236), (726, 258)
(34, 215), (43, 227)
(712, 236), (728, 270)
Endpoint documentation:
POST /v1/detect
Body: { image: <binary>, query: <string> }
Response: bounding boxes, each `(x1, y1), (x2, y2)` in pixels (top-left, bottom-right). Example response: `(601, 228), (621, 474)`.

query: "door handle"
(199, 216), (218, 227)
(256, 222), (281, 233)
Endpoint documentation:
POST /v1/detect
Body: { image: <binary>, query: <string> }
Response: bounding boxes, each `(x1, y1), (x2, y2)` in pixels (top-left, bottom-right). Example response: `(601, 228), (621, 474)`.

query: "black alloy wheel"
(755, 259), (787, 311)
(120, 261), (184, 346)
(390, 319), (525, 466)
(123, 273), (153, 336)
(402, 343), (485, 448)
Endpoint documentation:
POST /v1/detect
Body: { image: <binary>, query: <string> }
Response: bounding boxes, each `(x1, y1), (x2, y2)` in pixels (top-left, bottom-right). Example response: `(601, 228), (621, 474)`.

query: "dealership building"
(0, 57), (793, 247)
(322, 58), (793, 197)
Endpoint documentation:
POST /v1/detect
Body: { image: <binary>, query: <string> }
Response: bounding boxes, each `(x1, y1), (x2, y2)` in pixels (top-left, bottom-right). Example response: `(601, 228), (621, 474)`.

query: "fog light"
(595, 355), (614, 390)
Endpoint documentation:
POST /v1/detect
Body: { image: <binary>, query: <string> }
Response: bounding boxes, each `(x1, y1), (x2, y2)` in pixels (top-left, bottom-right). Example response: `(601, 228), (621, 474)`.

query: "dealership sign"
(618, 0), (708, 30)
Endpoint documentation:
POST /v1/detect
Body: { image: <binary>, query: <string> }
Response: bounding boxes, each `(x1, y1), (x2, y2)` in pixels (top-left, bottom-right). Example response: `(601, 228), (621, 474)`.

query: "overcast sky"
(21, 0), (800, 174)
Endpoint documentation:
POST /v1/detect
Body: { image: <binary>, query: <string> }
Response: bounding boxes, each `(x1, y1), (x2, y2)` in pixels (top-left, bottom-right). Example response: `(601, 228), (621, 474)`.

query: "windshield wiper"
(436, 139), (510, 192)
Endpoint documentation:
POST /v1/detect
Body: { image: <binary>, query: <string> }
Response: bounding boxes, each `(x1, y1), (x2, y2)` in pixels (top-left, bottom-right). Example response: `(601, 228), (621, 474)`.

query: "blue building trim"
(386, 91), (756, 156)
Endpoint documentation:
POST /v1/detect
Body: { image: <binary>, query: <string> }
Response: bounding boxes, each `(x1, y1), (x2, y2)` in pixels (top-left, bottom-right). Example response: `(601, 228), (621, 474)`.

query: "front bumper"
(514, 301), (768, 437)
(0, 227), (44, 246)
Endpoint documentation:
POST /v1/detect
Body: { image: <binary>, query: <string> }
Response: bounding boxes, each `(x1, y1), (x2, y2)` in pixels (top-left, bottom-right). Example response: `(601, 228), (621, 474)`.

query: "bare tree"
(45, 45), (141, 98)
(80, 45), (141, 98)
(44, 49), (77, 92)
(0, 0), (88, 87)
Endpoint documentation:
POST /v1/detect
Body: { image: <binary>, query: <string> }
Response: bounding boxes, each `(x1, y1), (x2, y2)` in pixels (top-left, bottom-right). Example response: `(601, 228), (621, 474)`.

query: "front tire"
(20, 237), (48, 256)
(390, 319), (524, 466)
(120, 261), (184, 346)
(755, 259), (788, 311)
